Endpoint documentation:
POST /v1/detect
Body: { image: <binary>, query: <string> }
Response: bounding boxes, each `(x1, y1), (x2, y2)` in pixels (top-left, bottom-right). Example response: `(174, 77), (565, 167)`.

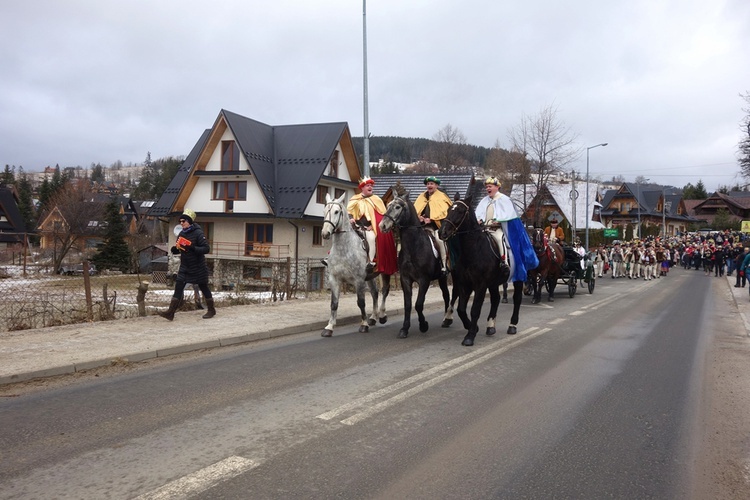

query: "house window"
(316, 185), (329, 204)
(313, 225), (323, 246)
(221, 141), (240, 171)
(245, 223), (273, 255)
(213, 181), (247, 200)
(334, 188), (345, 199)
(330, 150), (339, 177)
(214, 181), (247, 213)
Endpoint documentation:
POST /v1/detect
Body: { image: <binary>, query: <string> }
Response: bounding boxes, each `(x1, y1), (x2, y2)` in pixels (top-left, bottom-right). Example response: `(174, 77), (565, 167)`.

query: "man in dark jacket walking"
(159, 209), (216, 320)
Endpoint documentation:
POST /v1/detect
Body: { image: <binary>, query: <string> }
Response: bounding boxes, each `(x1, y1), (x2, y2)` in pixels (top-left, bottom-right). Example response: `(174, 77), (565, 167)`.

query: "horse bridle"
(441, 200), (472, 236)
(382, 198), (422, 231)
(322, 201), (345, 233)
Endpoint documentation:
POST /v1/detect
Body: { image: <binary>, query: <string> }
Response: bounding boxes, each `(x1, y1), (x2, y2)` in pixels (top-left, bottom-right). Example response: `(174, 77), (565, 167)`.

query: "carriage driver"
(544, 217), (565, 245)
(347, 177), (398, 275)
(414, 175), (452, 275)
(474, 176), (538, 281)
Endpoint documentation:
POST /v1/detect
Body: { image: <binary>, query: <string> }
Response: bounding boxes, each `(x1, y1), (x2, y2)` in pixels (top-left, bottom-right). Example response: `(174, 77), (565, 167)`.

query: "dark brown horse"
(528, 228), (564, 303)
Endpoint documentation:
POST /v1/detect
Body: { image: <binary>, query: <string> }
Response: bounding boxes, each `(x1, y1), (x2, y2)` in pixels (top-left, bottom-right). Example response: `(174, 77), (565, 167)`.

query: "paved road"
(2, 268), (749, 498)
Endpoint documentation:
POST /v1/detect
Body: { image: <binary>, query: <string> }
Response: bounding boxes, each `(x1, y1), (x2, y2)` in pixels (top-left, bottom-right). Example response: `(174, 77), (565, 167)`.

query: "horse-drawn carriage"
(551, 246), (596, 297)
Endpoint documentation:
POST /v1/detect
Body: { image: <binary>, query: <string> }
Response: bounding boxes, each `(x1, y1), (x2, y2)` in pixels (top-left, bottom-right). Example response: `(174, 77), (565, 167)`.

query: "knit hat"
(181, 209), (196, 225)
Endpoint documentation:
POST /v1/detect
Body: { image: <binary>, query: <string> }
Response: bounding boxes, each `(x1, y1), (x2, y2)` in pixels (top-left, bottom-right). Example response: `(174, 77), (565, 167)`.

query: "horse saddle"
(352, 224), (372, 256)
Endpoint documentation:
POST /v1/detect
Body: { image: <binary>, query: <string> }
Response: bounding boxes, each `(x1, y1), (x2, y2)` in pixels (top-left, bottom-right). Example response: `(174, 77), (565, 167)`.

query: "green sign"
(603, 228), (619, 238)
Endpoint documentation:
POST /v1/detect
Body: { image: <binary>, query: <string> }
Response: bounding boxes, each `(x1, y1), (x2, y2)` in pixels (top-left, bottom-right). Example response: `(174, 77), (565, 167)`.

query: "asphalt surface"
(1, 272), (747, 386)
(0, 287), (447, 386)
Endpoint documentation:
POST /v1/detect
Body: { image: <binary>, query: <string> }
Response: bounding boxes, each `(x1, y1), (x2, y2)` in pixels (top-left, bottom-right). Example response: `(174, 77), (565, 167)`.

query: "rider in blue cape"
(474, 177), (539, 282)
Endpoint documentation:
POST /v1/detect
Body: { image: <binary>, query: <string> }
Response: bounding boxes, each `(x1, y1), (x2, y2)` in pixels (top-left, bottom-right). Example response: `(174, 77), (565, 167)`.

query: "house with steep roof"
(0, 186), (27, 248)
(600, 182), (696, 237)
(520, 182), (606, 236)
(148, 109), (363, 291)
(689, 191), (750, 228)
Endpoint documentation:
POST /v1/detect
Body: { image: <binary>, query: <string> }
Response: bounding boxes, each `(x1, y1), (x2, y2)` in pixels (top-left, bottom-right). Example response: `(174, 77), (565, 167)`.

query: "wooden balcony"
(208, 241), (291, 259)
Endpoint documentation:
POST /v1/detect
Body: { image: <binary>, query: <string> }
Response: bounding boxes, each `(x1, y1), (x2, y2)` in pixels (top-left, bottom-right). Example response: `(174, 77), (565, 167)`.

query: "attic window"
(330, 150), (339, 177)
(222, 141), (240, 171)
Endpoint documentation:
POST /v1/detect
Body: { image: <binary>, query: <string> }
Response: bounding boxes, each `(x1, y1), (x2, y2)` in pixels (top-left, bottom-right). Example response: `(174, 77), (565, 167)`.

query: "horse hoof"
(548, 297), (554, 302)
(359, 325), (369, 333)
(419, 321), (429, 333)
(379, 316), (387, 324)
(486, 327), (496, 336)
(461, 338), (475, 347)
(441, 319), (453, 327)
(398, 329), (408, 338)
(501, 298), (508, 304)
(507, 325), (517, 335)
(531, 298), (539, 304)
(368, 318), (376, 326)
(321, 329), (333, 337)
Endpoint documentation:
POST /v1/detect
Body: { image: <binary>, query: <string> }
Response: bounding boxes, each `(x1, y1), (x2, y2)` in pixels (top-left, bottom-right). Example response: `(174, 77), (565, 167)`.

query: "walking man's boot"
(158, 297), (181, 321)
(202, 298), (216, 319)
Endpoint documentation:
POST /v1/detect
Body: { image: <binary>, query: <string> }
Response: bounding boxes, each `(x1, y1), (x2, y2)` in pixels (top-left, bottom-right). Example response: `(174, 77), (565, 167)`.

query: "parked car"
(58, 263), (97, 276)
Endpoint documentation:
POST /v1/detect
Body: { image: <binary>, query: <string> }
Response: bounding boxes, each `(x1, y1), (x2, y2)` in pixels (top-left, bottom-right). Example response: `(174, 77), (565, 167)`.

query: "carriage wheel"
(588, 277), (595, 294)
(544, 279), (551, 293)
(568, 280), (576, 297)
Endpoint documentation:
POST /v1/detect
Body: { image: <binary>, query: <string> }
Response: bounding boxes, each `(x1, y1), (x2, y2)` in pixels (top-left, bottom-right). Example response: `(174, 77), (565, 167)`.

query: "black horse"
(438, 195), (524, 346)
(528, 228), (564, 303)
(379, 192), (454, 338)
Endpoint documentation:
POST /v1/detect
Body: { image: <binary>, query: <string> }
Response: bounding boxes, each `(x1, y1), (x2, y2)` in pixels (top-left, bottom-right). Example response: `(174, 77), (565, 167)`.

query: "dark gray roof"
(0, 187), (25, 238)
(371, 173), (477, 201)
(148, 128), (212, 218)
(149, 110), (353, 220)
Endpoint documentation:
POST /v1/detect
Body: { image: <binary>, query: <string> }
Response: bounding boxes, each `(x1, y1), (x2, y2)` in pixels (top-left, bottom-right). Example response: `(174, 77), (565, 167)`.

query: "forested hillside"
(351, 136), (494, 169)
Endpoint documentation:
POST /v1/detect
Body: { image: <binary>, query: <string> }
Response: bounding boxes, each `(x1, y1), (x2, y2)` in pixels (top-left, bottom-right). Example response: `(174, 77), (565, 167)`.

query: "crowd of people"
(585, 230), (750, 284)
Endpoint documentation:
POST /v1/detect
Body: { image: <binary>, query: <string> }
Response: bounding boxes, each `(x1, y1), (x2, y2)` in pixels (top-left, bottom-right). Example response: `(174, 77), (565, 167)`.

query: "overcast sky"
(1, 0), (748, 191)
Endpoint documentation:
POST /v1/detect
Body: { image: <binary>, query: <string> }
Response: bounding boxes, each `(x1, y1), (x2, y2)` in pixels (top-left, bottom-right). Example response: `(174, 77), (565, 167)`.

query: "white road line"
(569, 310), (586, 316)
(134, 456), (258, 500)
(316, 327), (541, 421)
(340, 328), (552, 426)
(548, 318), (567, 324)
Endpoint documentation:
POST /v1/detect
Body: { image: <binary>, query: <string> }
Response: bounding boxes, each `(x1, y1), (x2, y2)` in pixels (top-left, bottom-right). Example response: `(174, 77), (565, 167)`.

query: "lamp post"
(585, 143), (607, 251)
(636, 178), (650, 239)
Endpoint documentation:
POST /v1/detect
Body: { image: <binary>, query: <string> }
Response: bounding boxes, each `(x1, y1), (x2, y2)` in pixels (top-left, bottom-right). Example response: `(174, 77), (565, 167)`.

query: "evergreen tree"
(1, 164), (15, 185)
(16, 170), (36, 233)
(694, 179), (708, 198)
(92, 199), (131, 272)
(38, 177), (52, 211)
(90, 163), (105, 183)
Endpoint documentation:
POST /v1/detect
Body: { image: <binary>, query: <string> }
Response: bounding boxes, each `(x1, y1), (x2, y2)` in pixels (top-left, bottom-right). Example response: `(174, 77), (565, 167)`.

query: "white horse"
(320, 193), (391, 337)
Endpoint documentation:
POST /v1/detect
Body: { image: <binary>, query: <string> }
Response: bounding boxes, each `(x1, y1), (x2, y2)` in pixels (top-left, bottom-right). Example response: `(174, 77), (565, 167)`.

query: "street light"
(637, 178), (650, 239)
(585, 143), (608, 251)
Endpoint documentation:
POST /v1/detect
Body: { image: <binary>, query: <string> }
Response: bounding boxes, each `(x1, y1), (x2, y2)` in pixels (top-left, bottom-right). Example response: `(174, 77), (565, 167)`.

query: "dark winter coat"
(171, 223), (210, 284)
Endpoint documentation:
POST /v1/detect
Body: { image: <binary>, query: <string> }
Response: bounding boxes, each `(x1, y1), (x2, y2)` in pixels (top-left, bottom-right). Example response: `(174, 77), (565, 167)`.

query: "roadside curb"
(725, 275), (750, 336)
(0, 299), (447, 386)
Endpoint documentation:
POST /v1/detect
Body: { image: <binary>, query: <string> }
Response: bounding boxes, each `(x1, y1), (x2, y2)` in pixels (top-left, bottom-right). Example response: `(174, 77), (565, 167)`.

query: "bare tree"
(508, 104), (580, 225)
(41, 179), (105, 272)
(427, 124), (470, 172)
(739, 92), (750, 179)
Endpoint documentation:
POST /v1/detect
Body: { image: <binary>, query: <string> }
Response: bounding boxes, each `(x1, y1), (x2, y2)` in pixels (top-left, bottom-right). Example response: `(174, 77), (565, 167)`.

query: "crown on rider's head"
(484, 176), (500, 186)
(358, 176), (375, 189)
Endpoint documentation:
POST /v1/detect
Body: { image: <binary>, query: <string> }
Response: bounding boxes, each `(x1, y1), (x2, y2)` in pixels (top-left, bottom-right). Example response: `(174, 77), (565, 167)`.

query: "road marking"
(325, 328), (551, 426)
(569, 310), (586, 316)
(134, 456), (258, 500)
(316, 331), (540, 421)
(548, 318), (566, 324)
